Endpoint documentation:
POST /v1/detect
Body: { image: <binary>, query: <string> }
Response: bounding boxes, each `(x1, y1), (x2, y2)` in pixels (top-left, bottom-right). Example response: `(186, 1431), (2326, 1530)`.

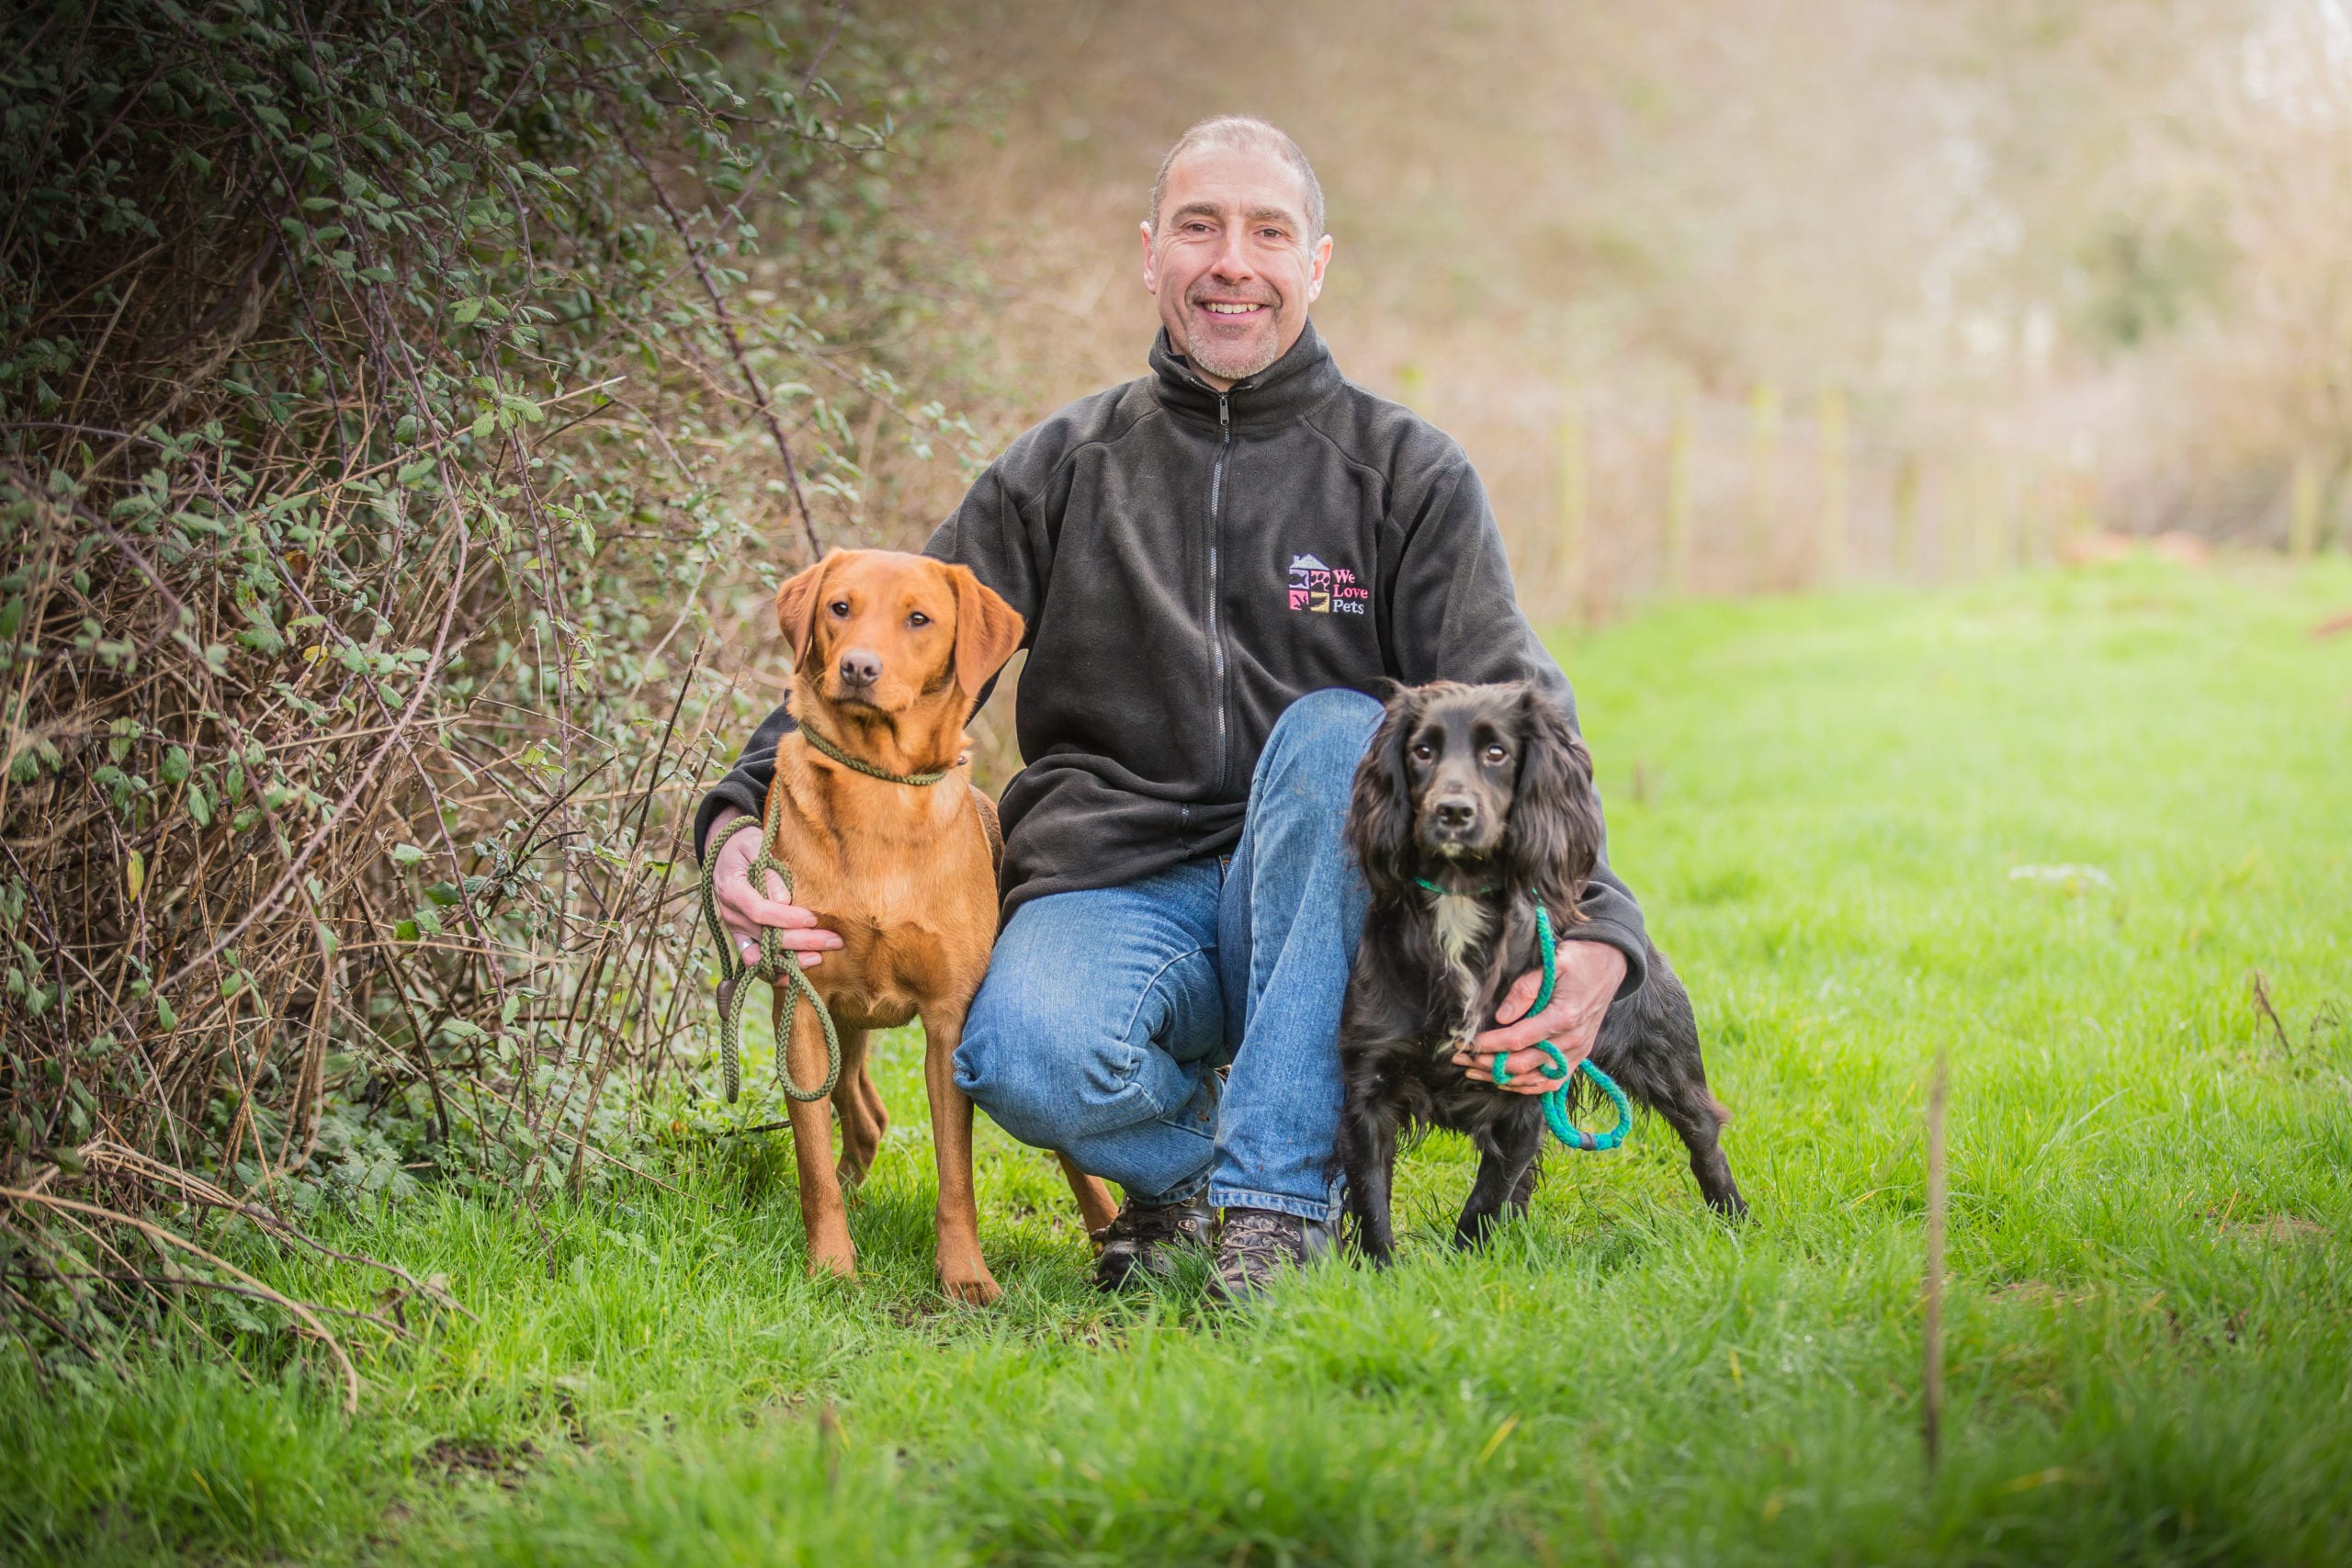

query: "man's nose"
(1431, 795), (1477, 831)
(1210, 225), (1254, 280)
(838, 648), (882, 686)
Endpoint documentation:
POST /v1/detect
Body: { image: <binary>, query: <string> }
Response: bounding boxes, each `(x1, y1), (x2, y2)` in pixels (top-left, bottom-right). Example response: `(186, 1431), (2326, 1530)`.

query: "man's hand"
(707, 806), (842, 969)
(1452, 940), (1628, 1093)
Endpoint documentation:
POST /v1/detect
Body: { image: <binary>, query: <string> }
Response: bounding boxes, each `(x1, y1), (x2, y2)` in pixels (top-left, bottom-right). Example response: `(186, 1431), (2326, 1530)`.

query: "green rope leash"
(695, 729), (949, 1106)
(1418, 881), (1634, 1153)
(701, 814), (840, 1105)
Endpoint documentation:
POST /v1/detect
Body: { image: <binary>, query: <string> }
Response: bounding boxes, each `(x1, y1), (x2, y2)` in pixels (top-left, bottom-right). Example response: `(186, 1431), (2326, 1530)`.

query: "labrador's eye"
(1409, 742), (1434, 762)
(907, 611), (931, 628)
(828, 600), (850, 617)
(1483, 744), (1510, 764)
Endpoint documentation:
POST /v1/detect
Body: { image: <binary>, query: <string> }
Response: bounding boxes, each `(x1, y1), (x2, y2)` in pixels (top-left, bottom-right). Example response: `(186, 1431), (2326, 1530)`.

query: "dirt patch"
(420, 1437), (538, 1489)
(2214, 1214), (2330, 1245)
(1992, 1280), (2095, 1308)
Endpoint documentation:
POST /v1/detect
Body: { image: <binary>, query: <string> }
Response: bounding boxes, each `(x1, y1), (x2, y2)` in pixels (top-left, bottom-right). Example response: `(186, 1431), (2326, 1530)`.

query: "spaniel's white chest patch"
(1430, 892), (1492, 1046)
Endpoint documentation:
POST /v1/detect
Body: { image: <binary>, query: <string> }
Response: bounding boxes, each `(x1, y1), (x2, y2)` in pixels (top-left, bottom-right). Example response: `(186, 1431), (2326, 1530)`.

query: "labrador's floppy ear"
(945, 564), (1025, 697)
(1346, 690), (1423, 904)
(775, 550), (838, 673)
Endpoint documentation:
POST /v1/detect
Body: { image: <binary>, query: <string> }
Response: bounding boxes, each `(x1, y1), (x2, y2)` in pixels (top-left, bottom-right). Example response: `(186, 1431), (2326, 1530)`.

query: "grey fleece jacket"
(695, 322), (1650, 994)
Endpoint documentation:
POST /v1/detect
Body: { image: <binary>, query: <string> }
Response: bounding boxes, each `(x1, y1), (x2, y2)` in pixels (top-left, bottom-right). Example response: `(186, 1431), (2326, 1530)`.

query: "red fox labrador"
(759, 548), (1116, 1303)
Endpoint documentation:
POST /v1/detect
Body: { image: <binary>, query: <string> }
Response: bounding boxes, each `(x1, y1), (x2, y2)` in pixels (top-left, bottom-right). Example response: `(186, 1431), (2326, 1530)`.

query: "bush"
(0, 0), (964, 1365)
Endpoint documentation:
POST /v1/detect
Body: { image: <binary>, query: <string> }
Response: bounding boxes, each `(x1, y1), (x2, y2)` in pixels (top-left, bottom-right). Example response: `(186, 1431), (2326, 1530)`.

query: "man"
(696, 116), (1646, 1299)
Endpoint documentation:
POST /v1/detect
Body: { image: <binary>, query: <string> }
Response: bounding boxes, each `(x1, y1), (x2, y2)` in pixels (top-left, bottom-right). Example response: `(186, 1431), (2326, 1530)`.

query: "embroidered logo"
(1286, 553), (1368, 615)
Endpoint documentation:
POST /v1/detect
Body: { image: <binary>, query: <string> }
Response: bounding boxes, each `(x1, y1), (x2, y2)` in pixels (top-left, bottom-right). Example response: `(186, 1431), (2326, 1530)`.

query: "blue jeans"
(953, 688), (1381, 1224)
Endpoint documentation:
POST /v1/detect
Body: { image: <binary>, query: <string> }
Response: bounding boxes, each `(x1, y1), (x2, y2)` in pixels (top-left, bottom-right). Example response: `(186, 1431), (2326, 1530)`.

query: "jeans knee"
(955, 988), (1136, 1149)
(1259, 687), (1383, 804)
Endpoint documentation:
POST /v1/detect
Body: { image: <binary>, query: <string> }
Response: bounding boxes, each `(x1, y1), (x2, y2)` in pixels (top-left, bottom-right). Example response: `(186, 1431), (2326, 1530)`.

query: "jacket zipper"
(1207, 392), (1232, 793)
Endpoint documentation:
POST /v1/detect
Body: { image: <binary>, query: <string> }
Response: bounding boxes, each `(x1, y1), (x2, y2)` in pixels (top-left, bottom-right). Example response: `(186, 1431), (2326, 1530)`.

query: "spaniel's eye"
(1483, 744), (1510, 765)
(828, 599), (851, 617)
(1409, 742), (1434, 762)
(907, 611), (931, 628)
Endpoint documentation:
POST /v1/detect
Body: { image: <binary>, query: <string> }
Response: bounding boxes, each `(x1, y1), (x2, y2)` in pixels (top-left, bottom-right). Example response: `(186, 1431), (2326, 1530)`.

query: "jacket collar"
(1149, 319), (1344, 434)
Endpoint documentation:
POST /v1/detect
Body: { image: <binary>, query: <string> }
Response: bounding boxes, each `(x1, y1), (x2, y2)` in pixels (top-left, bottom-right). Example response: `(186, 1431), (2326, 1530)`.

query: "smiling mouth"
(1196, 299), (1272, 317)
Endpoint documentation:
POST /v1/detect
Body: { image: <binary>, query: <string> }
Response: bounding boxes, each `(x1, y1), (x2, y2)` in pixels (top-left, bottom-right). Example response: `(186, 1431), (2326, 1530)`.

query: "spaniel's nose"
(838, 649), (882, 686)
(1431, 796), (1477, 831)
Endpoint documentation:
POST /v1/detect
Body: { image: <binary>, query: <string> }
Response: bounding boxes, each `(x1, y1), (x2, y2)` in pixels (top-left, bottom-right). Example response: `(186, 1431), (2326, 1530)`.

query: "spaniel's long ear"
(1504, 684), (1605, 912)
(775, 551), (838, 673)
(945, 564), (1025, 698)
(1347, 692), (1422, 903)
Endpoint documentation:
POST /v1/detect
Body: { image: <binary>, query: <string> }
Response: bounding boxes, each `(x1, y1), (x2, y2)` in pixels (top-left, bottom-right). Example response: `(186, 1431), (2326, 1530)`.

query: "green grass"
(6, 560), (2350, 1565)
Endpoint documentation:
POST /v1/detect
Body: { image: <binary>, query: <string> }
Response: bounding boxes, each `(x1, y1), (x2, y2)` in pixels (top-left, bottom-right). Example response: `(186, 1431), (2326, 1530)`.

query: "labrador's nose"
(1431, 795), (1477, 831)
(838, 648), (882, 686)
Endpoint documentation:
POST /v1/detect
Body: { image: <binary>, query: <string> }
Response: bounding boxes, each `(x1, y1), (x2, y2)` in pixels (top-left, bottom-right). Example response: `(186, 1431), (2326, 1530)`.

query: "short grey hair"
(1147, 116), (1326, 243)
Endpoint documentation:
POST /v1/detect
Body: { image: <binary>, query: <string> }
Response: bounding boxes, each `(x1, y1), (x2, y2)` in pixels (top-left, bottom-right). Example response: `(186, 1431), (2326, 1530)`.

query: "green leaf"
(390, 842), (425, 866)
(154, 994), (177, 1031)
(450, 298), (485, 325)
(394, 919), (420, 942)
(159, 745), (191, 784)
(424, 880), (462, 906)
(185, 784), (211, 827)
(470, 410), (496, 439)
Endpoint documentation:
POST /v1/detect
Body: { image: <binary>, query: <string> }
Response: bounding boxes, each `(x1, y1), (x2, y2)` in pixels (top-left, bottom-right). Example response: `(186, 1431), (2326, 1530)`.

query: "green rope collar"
(1414, 880), (1632, 1152)
(797, 721), (953, 786)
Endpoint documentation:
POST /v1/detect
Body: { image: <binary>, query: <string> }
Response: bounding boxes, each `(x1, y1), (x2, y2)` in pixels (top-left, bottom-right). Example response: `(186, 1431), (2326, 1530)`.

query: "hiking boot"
(1091, 1191), (1215, 1291)
(1210, 1207), (1335, 1302)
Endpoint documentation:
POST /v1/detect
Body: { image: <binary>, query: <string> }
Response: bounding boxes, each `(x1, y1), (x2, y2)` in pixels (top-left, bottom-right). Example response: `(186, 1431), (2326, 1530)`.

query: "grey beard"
(1182, 321), (1284, 382)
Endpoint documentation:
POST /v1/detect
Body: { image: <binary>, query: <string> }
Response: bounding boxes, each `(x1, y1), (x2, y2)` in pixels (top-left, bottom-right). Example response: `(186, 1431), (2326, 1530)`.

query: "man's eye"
(1483, 745), (1510, 764)
(907, 611), (931, 628)
(828, 600), (850, 617)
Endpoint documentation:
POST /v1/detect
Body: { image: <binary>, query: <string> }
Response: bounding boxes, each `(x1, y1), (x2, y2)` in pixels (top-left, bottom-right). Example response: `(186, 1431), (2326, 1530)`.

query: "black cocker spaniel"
(1336, 681), (1746, 1263)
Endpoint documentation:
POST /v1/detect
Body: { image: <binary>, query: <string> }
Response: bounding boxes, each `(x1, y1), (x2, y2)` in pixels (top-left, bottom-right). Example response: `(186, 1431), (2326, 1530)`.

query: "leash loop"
(697, 731), (954, 1107)
(1485, 900), (1633, 1152)
(699, 809), (840, 1107)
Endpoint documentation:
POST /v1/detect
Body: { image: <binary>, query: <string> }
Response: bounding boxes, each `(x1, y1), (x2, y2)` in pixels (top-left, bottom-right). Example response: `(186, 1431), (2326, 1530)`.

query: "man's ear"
(775, 551), (836, 672)
(946, 565), (1025, 696)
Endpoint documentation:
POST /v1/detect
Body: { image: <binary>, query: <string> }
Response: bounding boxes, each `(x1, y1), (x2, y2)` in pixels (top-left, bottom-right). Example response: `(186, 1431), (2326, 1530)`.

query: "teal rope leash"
(1493, 900), (1633, 1152)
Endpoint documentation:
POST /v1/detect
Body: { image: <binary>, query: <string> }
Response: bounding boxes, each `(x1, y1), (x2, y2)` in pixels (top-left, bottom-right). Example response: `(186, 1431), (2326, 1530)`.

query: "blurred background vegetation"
(1, 0), (2346, 1377)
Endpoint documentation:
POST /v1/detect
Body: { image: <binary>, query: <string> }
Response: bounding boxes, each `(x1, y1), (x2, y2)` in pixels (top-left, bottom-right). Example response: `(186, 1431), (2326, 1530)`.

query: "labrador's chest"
(765, 781), (1000, 1032)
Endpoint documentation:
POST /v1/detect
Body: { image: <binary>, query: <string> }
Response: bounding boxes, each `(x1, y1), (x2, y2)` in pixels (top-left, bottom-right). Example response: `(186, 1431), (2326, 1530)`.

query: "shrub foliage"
(0, 0), (955, 1368)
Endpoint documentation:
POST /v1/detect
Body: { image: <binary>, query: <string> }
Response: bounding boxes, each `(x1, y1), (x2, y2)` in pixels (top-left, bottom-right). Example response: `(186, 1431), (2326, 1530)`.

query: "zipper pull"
(1219, 394), (1229, 433)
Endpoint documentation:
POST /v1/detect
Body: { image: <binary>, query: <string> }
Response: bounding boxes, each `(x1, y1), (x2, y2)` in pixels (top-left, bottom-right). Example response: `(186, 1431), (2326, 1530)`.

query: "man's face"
(1142, 144), (1332, 389)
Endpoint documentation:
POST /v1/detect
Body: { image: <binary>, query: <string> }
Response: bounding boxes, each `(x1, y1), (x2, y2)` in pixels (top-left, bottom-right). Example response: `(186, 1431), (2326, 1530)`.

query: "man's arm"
(692, 698), (797, 866)
(1385, 449), (1651, 998)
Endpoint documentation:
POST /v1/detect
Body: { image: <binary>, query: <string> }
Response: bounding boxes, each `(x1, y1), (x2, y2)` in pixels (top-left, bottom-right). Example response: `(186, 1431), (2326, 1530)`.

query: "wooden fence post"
(1559, 391), (1590, 622)
(1747, 383), (1781, 591)
(1973, 461), (2002, 578)
(1894, 455), (1920, 581)
(1666, 390), (1694, 597)
(1923, 1045), (1950, 1473)
(1817, 389), (1849, 584)
(2290, 455), (2321, 560)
